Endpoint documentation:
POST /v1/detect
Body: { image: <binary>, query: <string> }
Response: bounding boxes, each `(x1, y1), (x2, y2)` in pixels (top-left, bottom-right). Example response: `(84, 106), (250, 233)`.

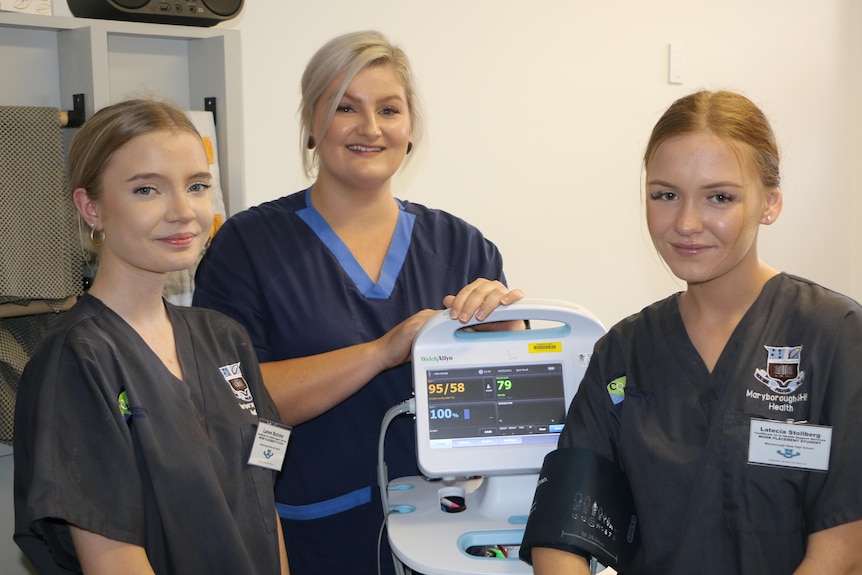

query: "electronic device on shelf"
(68, 0), (243, 27)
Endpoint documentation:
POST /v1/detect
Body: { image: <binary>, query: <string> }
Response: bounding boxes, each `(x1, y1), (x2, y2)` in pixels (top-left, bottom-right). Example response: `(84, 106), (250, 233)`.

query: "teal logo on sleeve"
(118, 390), (147, 421)
(607, 376), (626, 405)
(118, 391), (132, 421)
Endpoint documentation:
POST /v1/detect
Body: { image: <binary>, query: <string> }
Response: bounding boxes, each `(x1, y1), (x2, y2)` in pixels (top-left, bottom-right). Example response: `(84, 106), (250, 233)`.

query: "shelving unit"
(0, 11), (245, 213)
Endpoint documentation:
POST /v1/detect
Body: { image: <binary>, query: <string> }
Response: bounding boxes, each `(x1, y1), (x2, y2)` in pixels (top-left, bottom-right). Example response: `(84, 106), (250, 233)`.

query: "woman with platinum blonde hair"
(194, 30), (523, 575)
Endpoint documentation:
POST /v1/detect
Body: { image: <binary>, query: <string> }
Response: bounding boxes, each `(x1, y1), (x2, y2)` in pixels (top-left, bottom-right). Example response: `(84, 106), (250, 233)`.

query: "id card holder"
(748, 418), (832, 472)
(248, 419), (291, 471)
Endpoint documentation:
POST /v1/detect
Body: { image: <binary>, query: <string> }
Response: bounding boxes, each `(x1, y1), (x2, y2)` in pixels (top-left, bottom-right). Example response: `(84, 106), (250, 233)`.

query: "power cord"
(377, 398), (415, 575)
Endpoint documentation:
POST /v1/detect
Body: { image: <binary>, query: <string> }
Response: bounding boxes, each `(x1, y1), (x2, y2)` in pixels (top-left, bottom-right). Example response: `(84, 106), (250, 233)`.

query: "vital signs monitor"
(412, 299), (607, 478)
(387, 299), (608, 575)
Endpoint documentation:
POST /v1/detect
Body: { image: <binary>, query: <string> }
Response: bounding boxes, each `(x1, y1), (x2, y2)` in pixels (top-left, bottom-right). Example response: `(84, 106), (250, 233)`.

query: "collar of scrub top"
(296, 187), (415, 299)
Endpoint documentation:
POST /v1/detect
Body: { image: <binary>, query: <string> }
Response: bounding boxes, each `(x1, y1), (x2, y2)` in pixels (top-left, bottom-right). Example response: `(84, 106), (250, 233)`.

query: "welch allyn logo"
(420, 355), (454, 362)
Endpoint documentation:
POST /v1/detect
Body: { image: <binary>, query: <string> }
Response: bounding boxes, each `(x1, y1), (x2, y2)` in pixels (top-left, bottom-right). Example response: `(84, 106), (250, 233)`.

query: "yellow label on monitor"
(528, 342), (562, 353)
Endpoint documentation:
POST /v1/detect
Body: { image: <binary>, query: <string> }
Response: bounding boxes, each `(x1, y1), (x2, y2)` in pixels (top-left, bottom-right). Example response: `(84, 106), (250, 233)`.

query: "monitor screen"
(425, 362), (566, 448)
(412, 300), (606, 479)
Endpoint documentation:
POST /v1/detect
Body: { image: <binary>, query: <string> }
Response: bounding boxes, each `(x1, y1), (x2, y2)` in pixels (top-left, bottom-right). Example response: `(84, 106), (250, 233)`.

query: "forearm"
(276, 510), (290, 575)
(795, 554), (862, 574)
(260, 340), (388, 425)
(70, 525), (155, 575)
(793, 519), (862, 575)
(531, 547), (592, 575)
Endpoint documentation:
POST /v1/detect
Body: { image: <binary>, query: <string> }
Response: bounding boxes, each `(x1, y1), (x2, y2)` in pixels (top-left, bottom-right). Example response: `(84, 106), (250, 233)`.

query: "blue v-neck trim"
(296, 188), (415, 299)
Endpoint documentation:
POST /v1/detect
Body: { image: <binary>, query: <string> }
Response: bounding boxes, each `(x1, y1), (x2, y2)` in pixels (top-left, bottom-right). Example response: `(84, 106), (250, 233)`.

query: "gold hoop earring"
(90, 226), (105, 247)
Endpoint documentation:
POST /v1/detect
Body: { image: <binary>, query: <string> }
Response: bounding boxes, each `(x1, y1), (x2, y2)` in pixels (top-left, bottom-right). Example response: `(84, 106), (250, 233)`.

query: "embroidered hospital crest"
(754, 346), (805, 395)
(219, 362), (254, 403)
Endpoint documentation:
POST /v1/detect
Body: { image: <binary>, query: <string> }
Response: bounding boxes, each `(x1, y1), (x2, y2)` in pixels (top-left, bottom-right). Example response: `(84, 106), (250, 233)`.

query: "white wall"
(49, 0), (862, 327)
(223, 0), (860, 328)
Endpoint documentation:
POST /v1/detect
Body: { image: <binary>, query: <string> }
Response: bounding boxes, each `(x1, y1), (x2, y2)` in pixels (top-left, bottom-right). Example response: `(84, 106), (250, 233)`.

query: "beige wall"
(850, 0), (862, 299)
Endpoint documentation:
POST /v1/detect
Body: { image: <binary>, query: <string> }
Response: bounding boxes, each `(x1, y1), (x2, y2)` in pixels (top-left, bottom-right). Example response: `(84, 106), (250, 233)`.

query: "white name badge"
(248, 419), (291, 471)
(748, 418), (832, 472)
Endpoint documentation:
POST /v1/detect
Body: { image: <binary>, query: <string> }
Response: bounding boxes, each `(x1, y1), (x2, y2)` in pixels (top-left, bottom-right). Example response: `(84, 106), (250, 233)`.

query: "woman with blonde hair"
(523, 91), (862, 574)
(15, 99), (289, 574)
(194, 31), (522, 575)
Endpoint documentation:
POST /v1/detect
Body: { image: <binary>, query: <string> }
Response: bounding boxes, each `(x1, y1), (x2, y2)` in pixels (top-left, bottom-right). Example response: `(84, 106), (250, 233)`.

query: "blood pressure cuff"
(519, 448), (640, 571)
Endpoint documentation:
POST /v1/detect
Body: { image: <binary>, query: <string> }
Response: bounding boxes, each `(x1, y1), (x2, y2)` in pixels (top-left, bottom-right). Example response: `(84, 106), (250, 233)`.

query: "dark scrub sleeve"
(14, 332), (145, 570)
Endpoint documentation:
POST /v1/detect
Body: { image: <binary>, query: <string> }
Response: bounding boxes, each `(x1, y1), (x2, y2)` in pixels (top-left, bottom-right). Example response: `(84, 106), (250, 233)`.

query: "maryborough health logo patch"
(219, 362), (253, 403)
(754, 345), (805, 395)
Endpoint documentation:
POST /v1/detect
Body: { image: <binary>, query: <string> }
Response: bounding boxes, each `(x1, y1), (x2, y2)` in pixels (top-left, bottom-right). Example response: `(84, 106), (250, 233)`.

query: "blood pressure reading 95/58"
(425, 363), (566, 441)
(428, 382), (466, 396)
